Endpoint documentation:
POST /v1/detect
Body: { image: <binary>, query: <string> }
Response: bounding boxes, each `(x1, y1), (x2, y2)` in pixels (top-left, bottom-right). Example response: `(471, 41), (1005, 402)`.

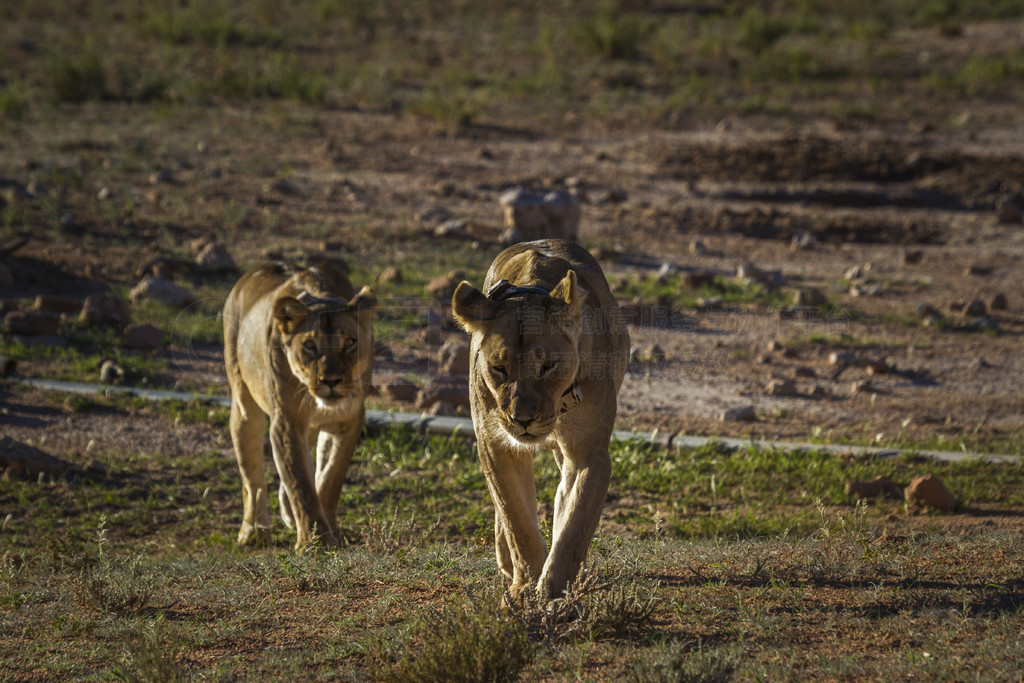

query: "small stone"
(434, 219), (471, 239)
(377, 267), (403, 285)
(829, 351), (858, 366)
(900, 250), (923, 265)
(647, 344), (667, 364)
(97, 186), (112, 201)
(990, 293), (1008, 311)
(904, 474), (956, 512)
(426, 274), (459, 300)
(130, 276), (197, 308)
(793, 288), (826, 307)
(416, 206), (453, 225)
(381, 378), (418, 403)
(84, 459), (106, 474)
(737, 262), (782, 287)
(499, 187), (580, 244)
(149, 170), (174, 185)
(416, 376), (470, 411)
(807, 385), (827, 399)
(682, 270), (716, 289)
(765, 378), (798, 397)
(971, 316), (999, 333)
(656, 262), (676, 281)
(916, 303), (942, 319)
(689, 238), (708, 256)
(996, 194), (1024, 224)
(721, 405), (757, 422)
(790, 232), (816, 250)
(962, 299), (987, 317)
(267, 178), (300, 196)
(125, 323), (164, 351)
(320, 240), (344, 252)
(99, 359), (125, 384)
(33, 295), (81, 316)
(438, 338), (470, 375)
(3, 311), (59, 336)
(845, 475), (903, 501)
(195, 243), (236, 272)
(79, 293), (131, 327)
(844, 265), (864, 280)
(850, 380), (873, 395)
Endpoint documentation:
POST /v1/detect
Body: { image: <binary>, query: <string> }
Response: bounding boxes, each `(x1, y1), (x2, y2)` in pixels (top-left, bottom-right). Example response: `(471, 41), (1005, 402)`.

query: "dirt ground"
(4, 104), (1024, 458)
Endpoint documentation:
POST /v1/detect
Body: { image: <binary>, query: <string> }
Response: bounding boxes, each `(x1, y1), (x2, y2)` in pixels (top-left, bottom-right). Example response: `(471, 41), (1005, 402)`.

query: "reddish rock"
(845, 476), (903, 501)
(381, 378), (418, 403)
(765, 378), (798, 397)
(3, 311), (59, 336)
(79, 292), (131, 327)
(125, 323), (164, 351)
(34, 295), (81, 316)
(417, 376), (470, 411)
(904, 474), (956, 512)
(438, 338), (470, 376)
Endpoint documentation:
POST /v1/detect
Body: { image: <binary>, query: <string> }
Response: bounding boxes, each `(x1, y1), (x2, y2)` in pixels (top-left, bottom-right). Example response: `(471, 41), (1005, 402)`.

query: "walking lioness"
(223, 262), (375, 549)
(452, 239), (629, 600)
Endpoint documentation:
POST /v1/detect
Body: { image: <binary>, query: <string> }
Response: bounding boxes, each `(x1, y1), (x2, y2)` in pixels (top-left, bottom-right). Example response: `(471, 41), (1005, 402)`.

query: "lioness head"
(452, 271), (584, 446)
(272, 287), (376, 406)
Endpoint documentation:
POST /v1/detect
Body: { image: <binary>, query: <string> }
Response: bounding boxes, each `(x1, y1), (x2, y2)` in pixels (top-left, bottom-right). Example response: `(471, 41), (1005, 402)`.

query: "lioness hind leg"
(230, 390), (271, 546)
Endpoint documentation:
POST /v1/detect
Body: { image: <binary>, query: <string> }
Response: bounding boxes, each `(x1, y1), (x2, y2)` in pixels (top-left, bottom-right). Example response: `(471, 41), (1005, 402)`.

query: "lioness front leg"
(230, 389), (271, 546)
(478, 438), (547, 598)
(314, 420), (361, 541)
(269, 416), (339, 549)
(539, 438), (611, 599)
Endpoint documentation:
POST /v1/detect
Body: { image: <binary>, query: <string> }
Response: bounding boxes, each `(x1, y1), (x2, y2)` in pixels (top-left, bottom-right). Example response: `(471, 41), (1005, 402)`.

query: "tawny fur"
(452, 239), (629, 600)
(223, 263), (375, 549)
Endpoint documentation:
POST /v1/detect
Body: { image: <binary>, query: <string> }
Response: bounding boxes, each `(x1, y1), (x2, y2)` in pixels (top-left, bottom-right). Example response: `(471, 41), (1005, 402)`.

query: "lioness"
(223, 262), (375, 549)
(452, 239), (629, 600)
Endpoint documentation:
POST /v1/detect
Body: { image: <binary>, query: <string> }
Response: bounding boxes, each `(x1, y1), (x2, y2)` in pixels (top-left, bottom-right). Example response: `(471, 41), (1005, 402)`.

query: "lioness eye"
(491, 364), (507, 379)
(303, 340), (318, 356)
(342, 337), (356, 351)
(541, 361), (557, 375)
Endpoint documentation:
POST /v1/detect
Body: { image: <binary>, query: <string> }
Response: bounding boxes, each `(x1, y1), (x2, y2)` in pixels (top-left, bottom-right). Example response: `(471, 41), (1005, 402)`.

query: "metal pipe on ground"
(8, 376), (1019, 465)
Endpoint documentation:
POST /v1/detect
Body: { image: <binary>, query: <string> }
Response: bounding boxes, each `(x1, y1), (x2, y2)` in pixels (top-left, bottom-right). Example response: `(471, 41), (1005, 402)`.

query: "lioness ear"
(549, 270), (585, 319)
(451, 281), (498, 332)
(273, 296), (308, 335)
(349, 285), (377, 320)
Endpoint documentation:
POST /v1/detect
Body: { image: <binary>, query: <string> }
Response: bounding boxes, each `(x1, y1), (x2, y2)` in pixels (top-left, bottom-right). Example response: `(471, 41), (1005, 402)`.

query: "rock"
(33, 295), (81, 316)
(0, 356), (15, 377)
(916, 303), (942, 319)
(320, 240), (345, 252)
(850, 380), (873, 395)
(79, 292), (131, 327)
(3, 311), (59, 336)
(904, 474), (956, 512)
(962, 299), (987, 317)
(125, 323), (164, 351)
(721, 405), (757, 422)
(267, 178), (300, 196)
(381, 378), (418, 403)
(845, 475), (903, 501)
(737, 263), (782, 287)
(438, 338), (470, 375)
(426, 274), (459, 300)
(828, 351), (858, 366)
(790, 232), (816, 250)
(417, 376), (470, 411)
(377, 266), (403, 285)
(807, 385), (828, 399)
(765, 378), (798, 397)
(416, 206), (453, 225)
(655, 262), (676, 282)
(682, 270), (716, 289)
(990, 293), (1008, 311)
(195, 243), (236, 272)
(971, 316), (999, 333)
(996, 194), (1024, 224)
(900, 250), (923, 265)
(695, 296), (723, 310)
(793, 288), (826, 307)
(647, 344), (667, 364)
(428, 401), (458, 416)
(844, 265), (864, 280)
(0, 436), (77, 477)
(99, 359), (125, 384)
(689, 238), (708, 256)
(434, 219), (471, 239)
(130, 276), (197, 308)
(793, 366), (817, 378)
(964, 264), (992, 277)
(498, 187), (581, 244)
(149, 170), (174, 185)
